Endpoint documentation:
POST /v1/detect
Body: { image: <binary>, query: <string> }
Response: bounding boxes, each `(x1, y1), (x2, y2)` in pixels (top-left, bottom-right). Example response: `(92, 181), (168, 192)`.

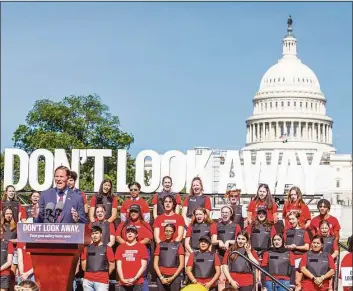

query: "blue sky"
(1, 2), (352, 156)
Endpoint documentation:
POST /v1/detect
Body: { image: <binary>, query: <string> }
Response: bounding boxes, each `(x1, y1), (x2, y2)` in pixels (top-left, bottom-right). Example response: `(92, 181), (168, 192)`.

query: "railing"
(227, 250), (293, 291)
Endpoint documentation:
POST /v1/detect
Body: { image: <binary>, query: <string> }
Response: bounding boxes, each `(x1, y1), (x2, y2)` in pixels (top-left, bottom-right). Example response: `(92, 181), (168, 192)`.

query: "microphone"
(54, 200), (64, 222)
(45, 202), (55, 223)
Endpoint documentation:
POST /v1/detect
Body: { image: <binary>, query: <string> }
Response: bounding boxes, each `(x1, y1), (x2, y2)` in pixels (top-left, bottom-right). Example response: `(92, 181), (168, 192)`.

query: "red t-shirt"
(222, 249), (259, 287)
(120, 198), (150, 217)
(17, 242), (33, 273)
(81, 245), (115, 284)
(0, 240), (14, 276)
(153, 213), (185, 241)
(90, 195), (118, 214)
(340, 252), (353, 290)
(182, 195), (212, 211)
(310, 215), (341, 237)
(300, 252), (335, 290)
(154, 242), (185, 276)
(115, 220), (153, 242)
(0, 201), (27, 221)
(247, 200), (278, 223)
(261, 250), (295, 281)
(246, 224), (277, 238)
(186, 223), (217, 237)
(80, 191), (87, 204)
(282, 201), (311, 229)
(187, 252), (220, 286)
(283, 227), (310, 259)
(115, 242), (148, 285)
(152, 193), (182, 205)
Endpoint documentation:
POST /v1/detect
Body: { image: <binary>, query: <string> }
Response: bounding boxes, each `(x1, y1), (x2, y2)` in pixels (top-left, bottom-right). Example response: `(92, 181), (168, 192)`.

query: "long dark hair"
(2, 206), (16, 231)
(1, 185), (17, 202)
(252, 183), (274, 210)
(119, 206), (152, 238)
(229, 230), (250, 262)
(97, 179), (113, 203)
(251, 214), (273, 232)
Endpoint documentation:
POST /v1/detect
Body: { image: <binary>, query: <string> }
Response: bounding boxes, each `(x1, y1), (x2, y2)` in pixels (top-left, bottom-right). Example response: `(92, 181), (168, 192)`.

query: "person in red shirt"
(25, 191), (40, 223)
(283, 211), (310, 291)
(152, 176), (182, 219)
(153, 195), (185, 244)
(115, 225), (148, 291)
(182, 177), (212, 227)
(81, 225), (115, 290)
(89, 179), (118, 223)
(319, 220), (339, 259)
(261, 233), (295, 291)
(89, 205), (115, 247)
(17, 242), (34, 283)
(309, 199), (341, 241)
(154, 223), (185, 291)
(247, 183), (278, 224)
(0, 223), (14, 291)
(340, 235), (352, 291)
(116, 204), (153, 291)
(120, 182), (150, 223)
(222, 230), (260, 291)
(282, 186), (311, 230)
(1, 185), (27, 223)
(68, 171), (88, 215)
(186, 236), (221, 291)
(226, 184), (247, 229)
(299, 236), (335, 291)
(247, 207), (276, 259)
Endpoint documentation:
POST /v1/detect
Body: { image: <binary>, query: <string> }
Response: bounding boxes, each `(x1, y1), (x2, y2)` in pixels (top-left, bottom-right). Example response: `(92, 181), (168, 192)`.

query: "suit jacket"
(37, 188), (87, 224)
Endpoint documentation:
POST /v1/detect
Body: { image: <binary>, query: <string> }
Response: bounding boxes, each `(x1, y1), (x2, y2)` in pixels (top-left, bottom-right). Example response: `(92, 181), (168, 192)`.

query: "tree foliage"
(9, 94), (135, 191)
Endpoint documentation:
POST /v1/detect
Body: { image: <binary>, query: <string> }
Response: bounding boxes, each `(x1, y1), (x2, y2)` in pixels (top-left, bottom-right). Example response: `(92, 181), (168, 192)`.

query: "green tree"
(11, 94), (135, 191)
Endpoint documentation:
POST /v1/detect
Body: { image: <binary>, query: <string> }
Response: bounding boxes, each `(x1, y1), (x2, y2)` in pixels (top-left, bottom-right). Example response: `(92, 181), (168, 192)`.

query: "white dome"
(259, 57), (322, 93)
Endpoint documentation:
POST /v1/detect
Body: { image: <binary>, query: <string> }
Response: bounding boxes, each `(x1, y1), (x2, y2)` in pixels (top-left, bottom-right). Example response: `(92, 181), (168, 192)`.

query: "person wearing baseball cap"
(115, 224), (148, 291)
(186, 236), (221, 291)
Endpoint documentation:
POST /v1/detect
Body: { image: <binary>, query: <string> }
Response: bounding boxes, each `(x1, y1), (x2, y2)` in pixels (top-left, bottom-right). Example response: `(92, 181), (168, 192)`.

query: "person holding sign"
(37, 166), (86, 224)
(115, 225), (148, 291)
(152, 176), (182, 219)
(299, 236), (335, 291)
(81, 225), (115, 291)
(340, 235), (353, 291)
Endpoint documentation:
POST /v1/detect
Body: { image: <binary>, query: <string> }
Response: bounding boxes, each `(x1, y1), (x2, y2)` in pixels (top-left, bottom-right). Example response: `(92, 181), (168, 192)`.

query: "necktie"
(57, 191), (64, 222)
(132, 198), (137, 201)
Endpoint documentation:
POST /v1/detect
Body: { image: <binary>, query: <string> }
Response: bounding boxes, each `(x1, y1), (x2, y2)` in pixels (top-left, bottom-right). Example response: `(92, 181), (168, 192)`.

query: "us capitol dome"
(243, 16), (336, 153)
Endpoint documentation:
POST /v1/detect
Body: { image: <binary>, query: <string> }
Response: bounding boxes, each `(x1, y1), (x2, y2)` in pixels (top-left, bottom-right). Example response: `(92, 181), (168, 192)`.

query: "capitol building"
(191, 17), (352, 238)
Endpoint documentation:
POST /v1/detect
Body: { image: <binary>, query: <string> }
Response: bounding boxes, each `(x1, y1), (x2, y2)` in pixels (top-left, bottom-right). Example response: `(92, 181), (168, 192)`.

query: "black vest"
(0, 240), (9, 267)
(92, 221), (110, 246)
(158, 241), (180, 268)
(2, 200), (19, 223)
(217, 222), (237, 243)
(86, 245), (109, 272)
(95, 195), (113, 219)
(3, 225), (17, 241)
(157, 192), (177, 215)
(186, 196), (206, 217)
(191, 223), (211, 250)
(194, 251), (216, 278)
(322, 236), (335, 254)
(231, 204), (244, 229)
(228, 248), (252, 273)
(285, 228), (306, 255)
(268, 250), (291, 276)
(251, 224), (271, 251)
(306, 251), (330, 277)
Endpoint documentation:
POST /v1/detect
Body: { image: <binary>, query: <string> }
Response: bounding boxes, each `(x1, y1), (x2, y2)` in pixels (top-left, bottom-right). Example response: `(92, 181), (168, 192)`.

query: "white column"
(290, 121), (294, 139)
(325, 124), (328, 143)
(255, 123), (258, 142)
(299, 122), (302, 140)
(269, 122), (273, 140)
(329, 126), (333, 144)
(250, 124), (253, 142)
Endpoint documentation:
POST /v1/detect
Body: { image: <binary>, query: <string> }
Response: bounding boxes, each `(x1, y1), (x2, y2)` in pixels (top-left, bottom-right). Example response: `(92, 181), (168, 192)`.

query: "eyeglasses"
(229, 195), (239, 198)
(130, 188), (139, 192)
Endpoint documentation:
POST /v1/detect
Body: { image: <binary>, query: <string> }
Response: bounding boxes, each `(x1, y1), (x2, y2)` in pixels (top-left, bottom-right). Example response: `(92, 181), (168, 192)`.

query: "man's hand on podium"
(71, 207), (79, 223)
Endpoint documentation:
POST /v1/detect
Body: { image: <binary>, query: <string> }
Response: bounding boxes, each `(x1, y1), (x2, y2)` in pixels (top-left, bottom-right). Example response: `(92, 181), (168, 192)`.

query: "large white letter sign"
(116, 149), (129, 192)
(86, 149), (112, 192)
(160, 150), (186, 193)
(29, 149), (54, 191)
(297, 151), (323, 194)
(218, 150), (244, 193)
(3, 148), (29, 190)
(186, 149), (212, 193)
(135, 150), (161, 193)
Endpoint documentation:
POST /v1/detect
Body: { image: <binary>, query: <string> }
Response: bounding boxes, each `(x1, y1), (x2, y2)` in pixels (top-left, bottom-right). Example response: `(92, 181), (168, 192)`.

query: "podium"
(18, 223), (91, 291)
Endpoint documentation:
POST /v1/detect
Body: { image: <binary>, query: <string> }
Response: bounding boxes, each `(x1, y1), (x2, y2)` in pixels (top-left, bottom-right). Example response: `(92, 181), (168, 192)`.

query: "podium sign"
(17, 223), (84, 244)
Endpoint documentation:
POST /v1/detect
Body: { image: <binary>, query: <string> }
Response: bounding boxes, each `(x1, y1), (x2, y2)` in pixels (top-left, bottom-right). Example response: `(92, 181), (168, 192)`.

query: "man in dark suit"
(37, 166), (87, 224)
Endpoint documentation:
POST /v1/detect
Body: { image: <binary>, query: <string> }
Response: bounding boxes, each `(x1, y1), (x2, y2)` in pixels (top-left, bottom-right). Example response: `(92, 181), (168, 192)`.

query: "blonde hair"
(191, 207), (213, 225)
(189, 177), (204, 196)
(286, 186), (304, 207)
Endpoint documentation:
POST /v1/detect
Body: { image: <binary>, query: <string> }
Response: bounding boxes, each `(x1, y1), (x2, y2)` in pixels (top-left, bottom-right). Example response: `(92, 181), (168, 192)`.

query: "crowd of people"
(0, 165), (352, 291)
